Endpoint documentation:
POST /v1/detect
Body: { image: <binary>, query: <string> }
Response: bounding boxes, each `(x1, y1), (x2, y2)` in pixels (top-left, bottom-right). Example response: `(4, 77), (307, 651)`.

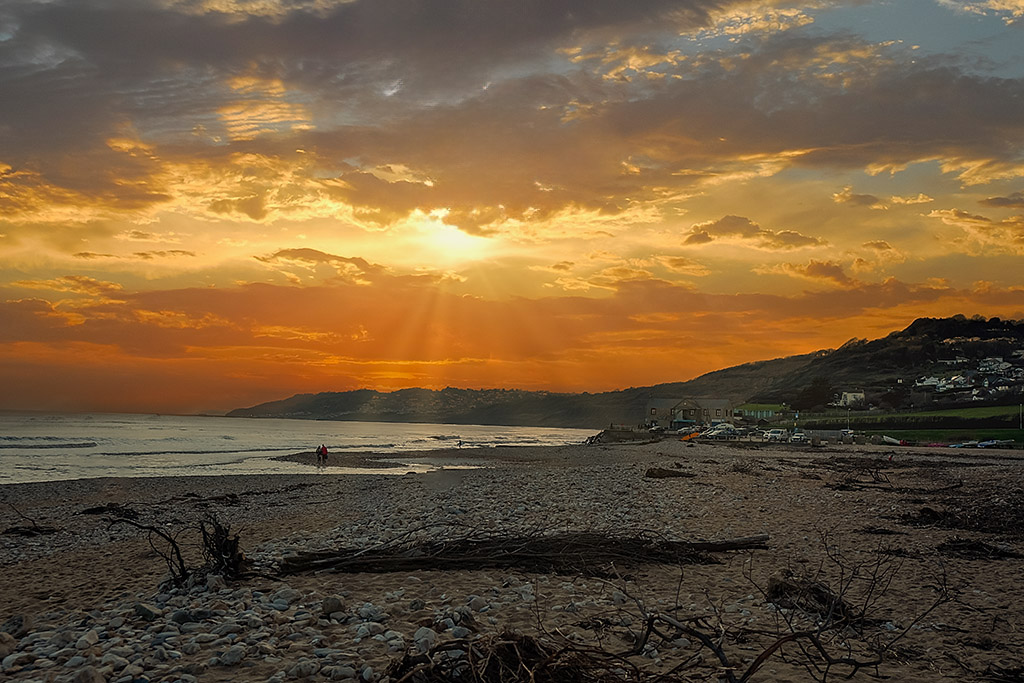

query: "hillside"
(226, 353), (817, 429)
(227, 316), (1024, 428)
(750, 315), (1024, 409)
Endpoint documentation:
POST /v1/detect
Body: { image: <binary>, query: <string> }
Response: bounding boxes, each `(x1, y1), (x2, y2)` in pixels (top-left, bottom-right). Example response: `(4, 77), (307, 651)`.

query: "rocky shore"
(3, 440), (1024, 682)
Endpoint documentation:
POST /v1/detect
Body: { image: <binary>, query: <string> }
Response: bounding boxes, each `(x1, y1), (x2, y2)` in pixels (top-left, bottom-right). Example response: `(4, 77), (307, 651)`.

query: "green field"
(803, 404), (1024, 431)
(910, 405), (1024, 419)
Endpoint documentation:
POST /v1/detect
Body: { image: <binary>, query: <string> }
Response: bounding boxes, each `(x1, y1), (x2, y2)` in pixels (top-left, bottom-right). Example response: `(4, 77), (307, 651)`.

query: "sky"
(2, 0), (1024, 414)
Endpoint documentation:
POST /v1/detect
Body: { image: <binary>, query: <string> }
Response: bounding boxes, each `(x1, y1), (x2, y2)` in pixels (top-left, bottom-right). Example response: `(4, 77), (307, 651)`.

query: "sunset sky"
(2, 0), (1024, 414)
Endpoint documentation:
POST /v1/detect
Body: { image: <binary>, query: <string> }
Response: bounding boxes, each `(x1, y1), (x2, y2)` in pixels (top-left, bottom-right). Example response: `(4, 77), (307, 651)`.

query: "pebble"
(288, 657), (319, 678)
(75, 629), (99, 650)
(219, 644), (247, 665)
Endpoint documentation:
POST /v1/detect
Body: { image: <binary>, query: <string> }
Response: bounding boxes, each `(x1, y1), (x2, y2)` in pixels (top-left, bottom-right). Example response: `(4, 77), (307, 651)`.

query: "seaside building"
(735, 403), (785, 421)
(644, 398), (735, 429)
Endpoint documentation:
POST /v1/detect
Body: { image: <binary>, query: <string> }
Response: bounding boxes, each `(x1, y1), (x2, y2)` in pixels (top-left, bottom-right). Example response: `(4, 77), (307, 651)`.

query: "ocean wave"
(88, 446), (301, 457)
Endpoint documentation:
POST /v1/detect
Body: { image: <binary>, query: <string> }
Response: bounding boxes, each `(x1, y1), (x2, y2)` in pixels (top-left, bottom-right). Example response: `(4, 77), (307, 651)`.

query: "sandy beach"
(2, 439), (1024, 682)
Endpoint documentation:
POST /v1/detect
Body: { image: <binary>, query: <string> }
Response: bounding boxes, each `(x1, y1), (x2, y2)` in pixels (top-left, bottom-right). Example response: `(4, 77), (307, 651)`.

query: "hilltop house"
(645, 398), (735, 429)
(837, 391), (865, 407)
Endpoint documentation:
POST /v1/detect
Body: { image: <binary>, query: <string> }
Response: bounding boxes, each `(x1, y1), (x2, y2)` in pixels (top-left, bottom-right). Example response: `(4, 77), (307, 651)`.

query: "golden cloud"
(684, 215), (825, 250)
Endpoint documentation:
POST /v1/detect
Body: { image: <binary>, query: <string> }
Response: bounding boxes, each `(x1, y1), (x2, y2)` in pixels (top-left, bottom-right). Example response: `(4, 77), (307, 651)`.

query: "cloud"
(890, 193), (934, 205)
(684, 215), (825, 250)
(758, 259), (855, 286)
(942, 1), (1024, 24)
(929, 208), (1024, 251)
(833, 186), (887, 209)
(133, 250), (197, 260)
(11, 276), (125, 298)
(851, 240), (906, 272)
(981, 191), (1024, 209)
(255, 248), (388, 284)
(5, 272), (1024, 412)
(657, 256), (711, 277)
(2, 0), (1023, 236)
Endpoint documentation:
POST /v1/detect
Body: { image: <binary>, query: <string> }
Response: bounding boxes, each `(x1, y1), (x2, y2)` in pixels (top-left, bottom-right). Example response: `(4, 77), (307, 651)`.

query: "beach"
(2, 439), (1024, 682)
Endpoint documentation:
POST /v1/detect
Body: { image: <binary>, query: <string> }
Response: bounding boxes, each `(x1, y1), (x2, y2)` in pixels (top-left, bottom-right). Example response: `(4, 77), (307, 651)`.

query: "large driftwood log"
(645, 467), (697, 479)
(276, 530), (770, 576)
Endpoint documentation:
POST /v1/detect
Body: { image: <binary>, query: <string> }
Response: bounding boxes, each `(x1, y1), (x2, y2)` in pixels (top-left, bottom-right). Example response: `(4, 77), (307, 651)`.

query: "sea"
(0, 413), (596, 485)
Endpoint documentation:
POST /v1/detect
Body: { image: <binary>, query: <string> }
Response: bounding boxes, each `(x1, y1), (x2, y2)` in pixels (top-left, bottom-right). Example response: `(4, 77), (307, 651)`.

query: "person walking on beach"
(318, 444), (328, 467)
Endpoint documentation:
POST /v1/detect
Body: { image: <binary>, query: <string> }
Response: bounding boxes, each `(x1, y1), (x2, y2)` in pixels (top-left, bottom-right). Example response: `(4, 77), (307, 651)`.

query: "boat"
(978, 439), (1015, 449)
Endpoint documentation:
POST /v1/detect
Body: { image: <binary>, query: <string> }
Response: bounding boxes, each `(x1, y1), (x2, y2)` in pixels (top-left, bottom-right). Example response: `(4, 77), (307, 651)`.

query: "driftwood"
(80, 502), (139, 519)
(644, 467), (697, 479)
(277, 529), (769, 576)
(386, 631), (634, 683)
(937, 537), (1024, 560)
(110, 514), (249, 588)
(2, 502), (58, 537)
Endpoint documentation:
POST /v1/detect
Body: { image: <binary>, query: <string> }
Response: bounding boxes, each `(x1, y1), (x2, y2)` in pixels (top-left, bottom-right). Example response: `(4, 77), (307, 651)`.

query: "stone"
(287, 658), (319, 678)
(326, 665), (358, 680)
(0, 632), (16, 658)
(355, 622), (384, 639)
(100, 652), (130, 670)
(134, 604), (161, 621)
(1, 614), (33, 638)
(2, 651), (34, 671)
(322, 597), (344, 615)
(76, 629), (100, 650)
(357, 604), (385, 621)
(71, 665), (107, 683)
(207, 575), (228, 591)
(413, 627), (437, 653)
(466, 595), (487, 612)
(170, 610), (193, 624)
(219, 644), (246, 666)
(213, 622), (242, 636)
(272, 588), (302, 605)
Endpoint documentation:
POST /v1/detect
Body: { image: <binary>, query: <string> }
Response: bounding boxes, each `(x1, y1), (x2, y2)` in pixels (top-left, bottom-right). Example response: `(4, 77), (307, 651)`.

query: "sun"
(415, 211), (493, 265)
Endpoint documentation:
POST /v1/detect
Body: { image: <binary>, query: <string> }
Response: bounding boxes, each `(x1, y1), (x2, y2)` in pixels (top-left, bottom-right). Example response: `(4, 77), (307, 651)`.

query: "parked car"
(765, 428), (788, 442)
(789, 431), (810, 444)
(705, 423), (740, 440)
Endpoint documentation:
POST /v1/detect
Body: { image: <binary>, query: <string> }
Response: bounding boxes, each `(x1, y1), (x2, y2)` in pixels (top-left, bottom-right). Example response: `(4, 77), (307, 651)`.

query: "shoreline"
(2, 440), (1023, 681)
